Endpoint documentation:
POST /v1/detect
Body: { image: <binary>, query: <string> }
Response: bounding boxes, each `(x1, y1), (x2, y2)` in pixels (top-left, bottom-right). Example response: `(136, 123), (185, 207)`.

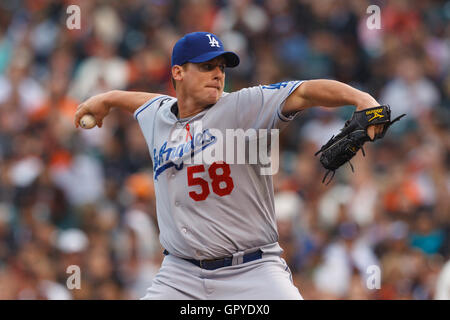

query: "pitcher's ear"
(172, 65), (183, 81)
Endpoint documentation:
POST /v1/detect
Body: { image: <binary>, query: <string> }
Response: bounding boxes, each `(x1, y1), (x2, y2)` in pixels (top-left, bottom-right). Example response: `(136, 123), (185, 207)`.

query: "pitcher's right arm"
(74, 90), (162, 128)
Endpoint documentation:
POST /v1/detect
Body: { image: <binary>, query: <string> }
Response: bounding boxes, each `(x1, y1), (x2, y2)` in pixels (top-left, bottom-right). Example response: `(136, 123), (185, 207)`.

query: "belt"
(163, 249), (263, 271)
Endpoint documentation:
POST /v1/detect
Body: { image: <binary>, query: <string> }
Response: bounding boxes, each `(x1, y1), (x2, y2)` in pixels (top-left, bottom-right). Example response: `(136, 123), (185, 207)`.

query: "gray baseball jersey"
(134, 80), (303, 260)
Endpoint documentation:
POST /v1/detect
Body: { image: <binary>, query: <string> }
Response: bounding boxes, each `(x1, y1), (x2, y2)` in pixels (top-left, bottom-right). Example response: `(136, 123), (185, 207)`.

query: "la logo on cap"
(206, 34), (220, 48)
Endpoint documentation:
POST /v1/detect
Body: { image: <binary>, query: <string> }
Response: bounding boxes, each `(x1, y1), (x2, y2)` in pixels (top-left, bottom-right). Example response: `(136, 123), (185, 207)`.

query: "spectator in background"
(68, 4), (127, 101)
(410, 208), (445, 255)
(313, 221), (379, 299)
(0, 50), (45, 129)
(380, 55), (440, 123)
(300, 108), (345, 149)
(69, 39), (128, 101)
(274, 191), (304, 272)
(435, 260), (450, 300)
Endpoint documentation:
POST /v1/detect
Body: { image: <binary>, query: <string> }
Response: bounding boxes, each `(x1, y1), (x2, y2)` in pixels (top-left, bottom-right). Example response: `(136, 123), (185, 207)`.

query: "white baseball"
(80, 114), (97, 129)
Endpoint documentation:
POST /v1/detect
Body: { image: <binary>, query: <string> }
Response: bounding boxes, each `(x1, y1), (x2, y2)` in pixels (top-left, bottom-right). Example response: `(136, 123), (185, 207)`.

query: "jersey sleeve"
(233, 80), (304, 130)
(133, 95), (170, 121)
(133, 95), (173, 155)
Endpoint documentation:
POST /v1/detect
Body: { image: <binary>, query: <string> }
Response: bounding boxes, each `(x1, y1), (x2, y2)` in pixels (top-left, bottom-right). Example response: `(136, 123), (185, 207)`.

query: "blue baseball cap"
(171, 32), (240, 68)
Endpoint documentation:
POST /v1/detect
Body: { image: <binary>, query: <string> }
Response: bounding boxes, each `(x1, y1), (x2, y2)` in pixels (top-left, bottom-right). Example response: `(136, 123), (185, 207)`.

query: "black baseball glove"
(315, 105), (406, 184)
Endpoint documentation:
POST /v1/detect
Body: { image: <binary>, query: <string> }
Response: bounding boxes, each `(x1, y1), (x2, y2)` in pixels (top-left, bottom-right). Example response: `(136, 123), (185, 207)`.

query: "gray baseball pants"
(140, 242), (303, 300)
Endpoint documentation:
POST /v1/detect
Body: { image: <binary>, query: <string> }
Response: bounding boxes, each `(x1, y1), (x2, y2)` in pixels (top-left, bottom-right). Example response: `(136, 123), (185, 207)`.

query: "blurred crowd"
(0, 0), (449, 300)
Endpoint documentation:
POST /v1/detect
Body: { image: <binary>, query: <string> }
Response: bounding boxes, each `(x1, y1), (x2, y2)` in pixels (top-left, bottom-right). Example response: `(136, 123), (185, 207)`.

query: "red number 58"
(187, 162), (234, 201)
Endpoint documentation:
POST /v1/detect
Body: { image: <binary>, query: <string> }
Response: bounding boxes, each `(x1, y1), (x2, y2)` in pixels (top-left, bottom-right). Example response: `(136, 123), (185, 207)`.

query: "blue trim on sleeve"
(134, 95), (168, 120)
(277, 81), (304, 122)
(288, 81), (301, 94)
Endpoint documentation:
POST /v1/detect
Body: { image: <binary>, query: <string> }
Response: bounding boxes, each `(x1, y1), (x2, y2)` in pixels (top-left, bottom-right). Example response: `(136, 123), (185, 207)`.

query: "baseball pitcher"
(74, 32), (403, 299)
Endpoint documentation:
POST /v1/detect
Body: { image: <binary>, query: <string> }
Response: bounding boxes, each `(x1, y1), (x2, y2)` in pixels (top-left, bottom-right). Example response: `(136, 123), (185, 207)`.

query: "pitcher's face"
(173, 56), (226, 106)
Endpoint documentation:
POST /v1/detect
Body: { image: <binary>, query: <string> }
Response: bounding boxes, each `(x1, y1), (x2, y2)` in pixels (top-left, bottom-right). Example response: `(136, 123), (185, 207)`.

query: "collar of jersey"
(171, 102), (211, 124)
(170, 92), (229, 123)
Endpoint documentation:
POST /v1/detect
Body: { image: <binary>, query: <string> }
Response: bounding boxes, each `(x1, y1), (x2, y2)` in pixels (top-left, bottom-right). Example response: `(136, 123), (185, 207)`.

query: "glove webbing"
(315, 131), (367, 185)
